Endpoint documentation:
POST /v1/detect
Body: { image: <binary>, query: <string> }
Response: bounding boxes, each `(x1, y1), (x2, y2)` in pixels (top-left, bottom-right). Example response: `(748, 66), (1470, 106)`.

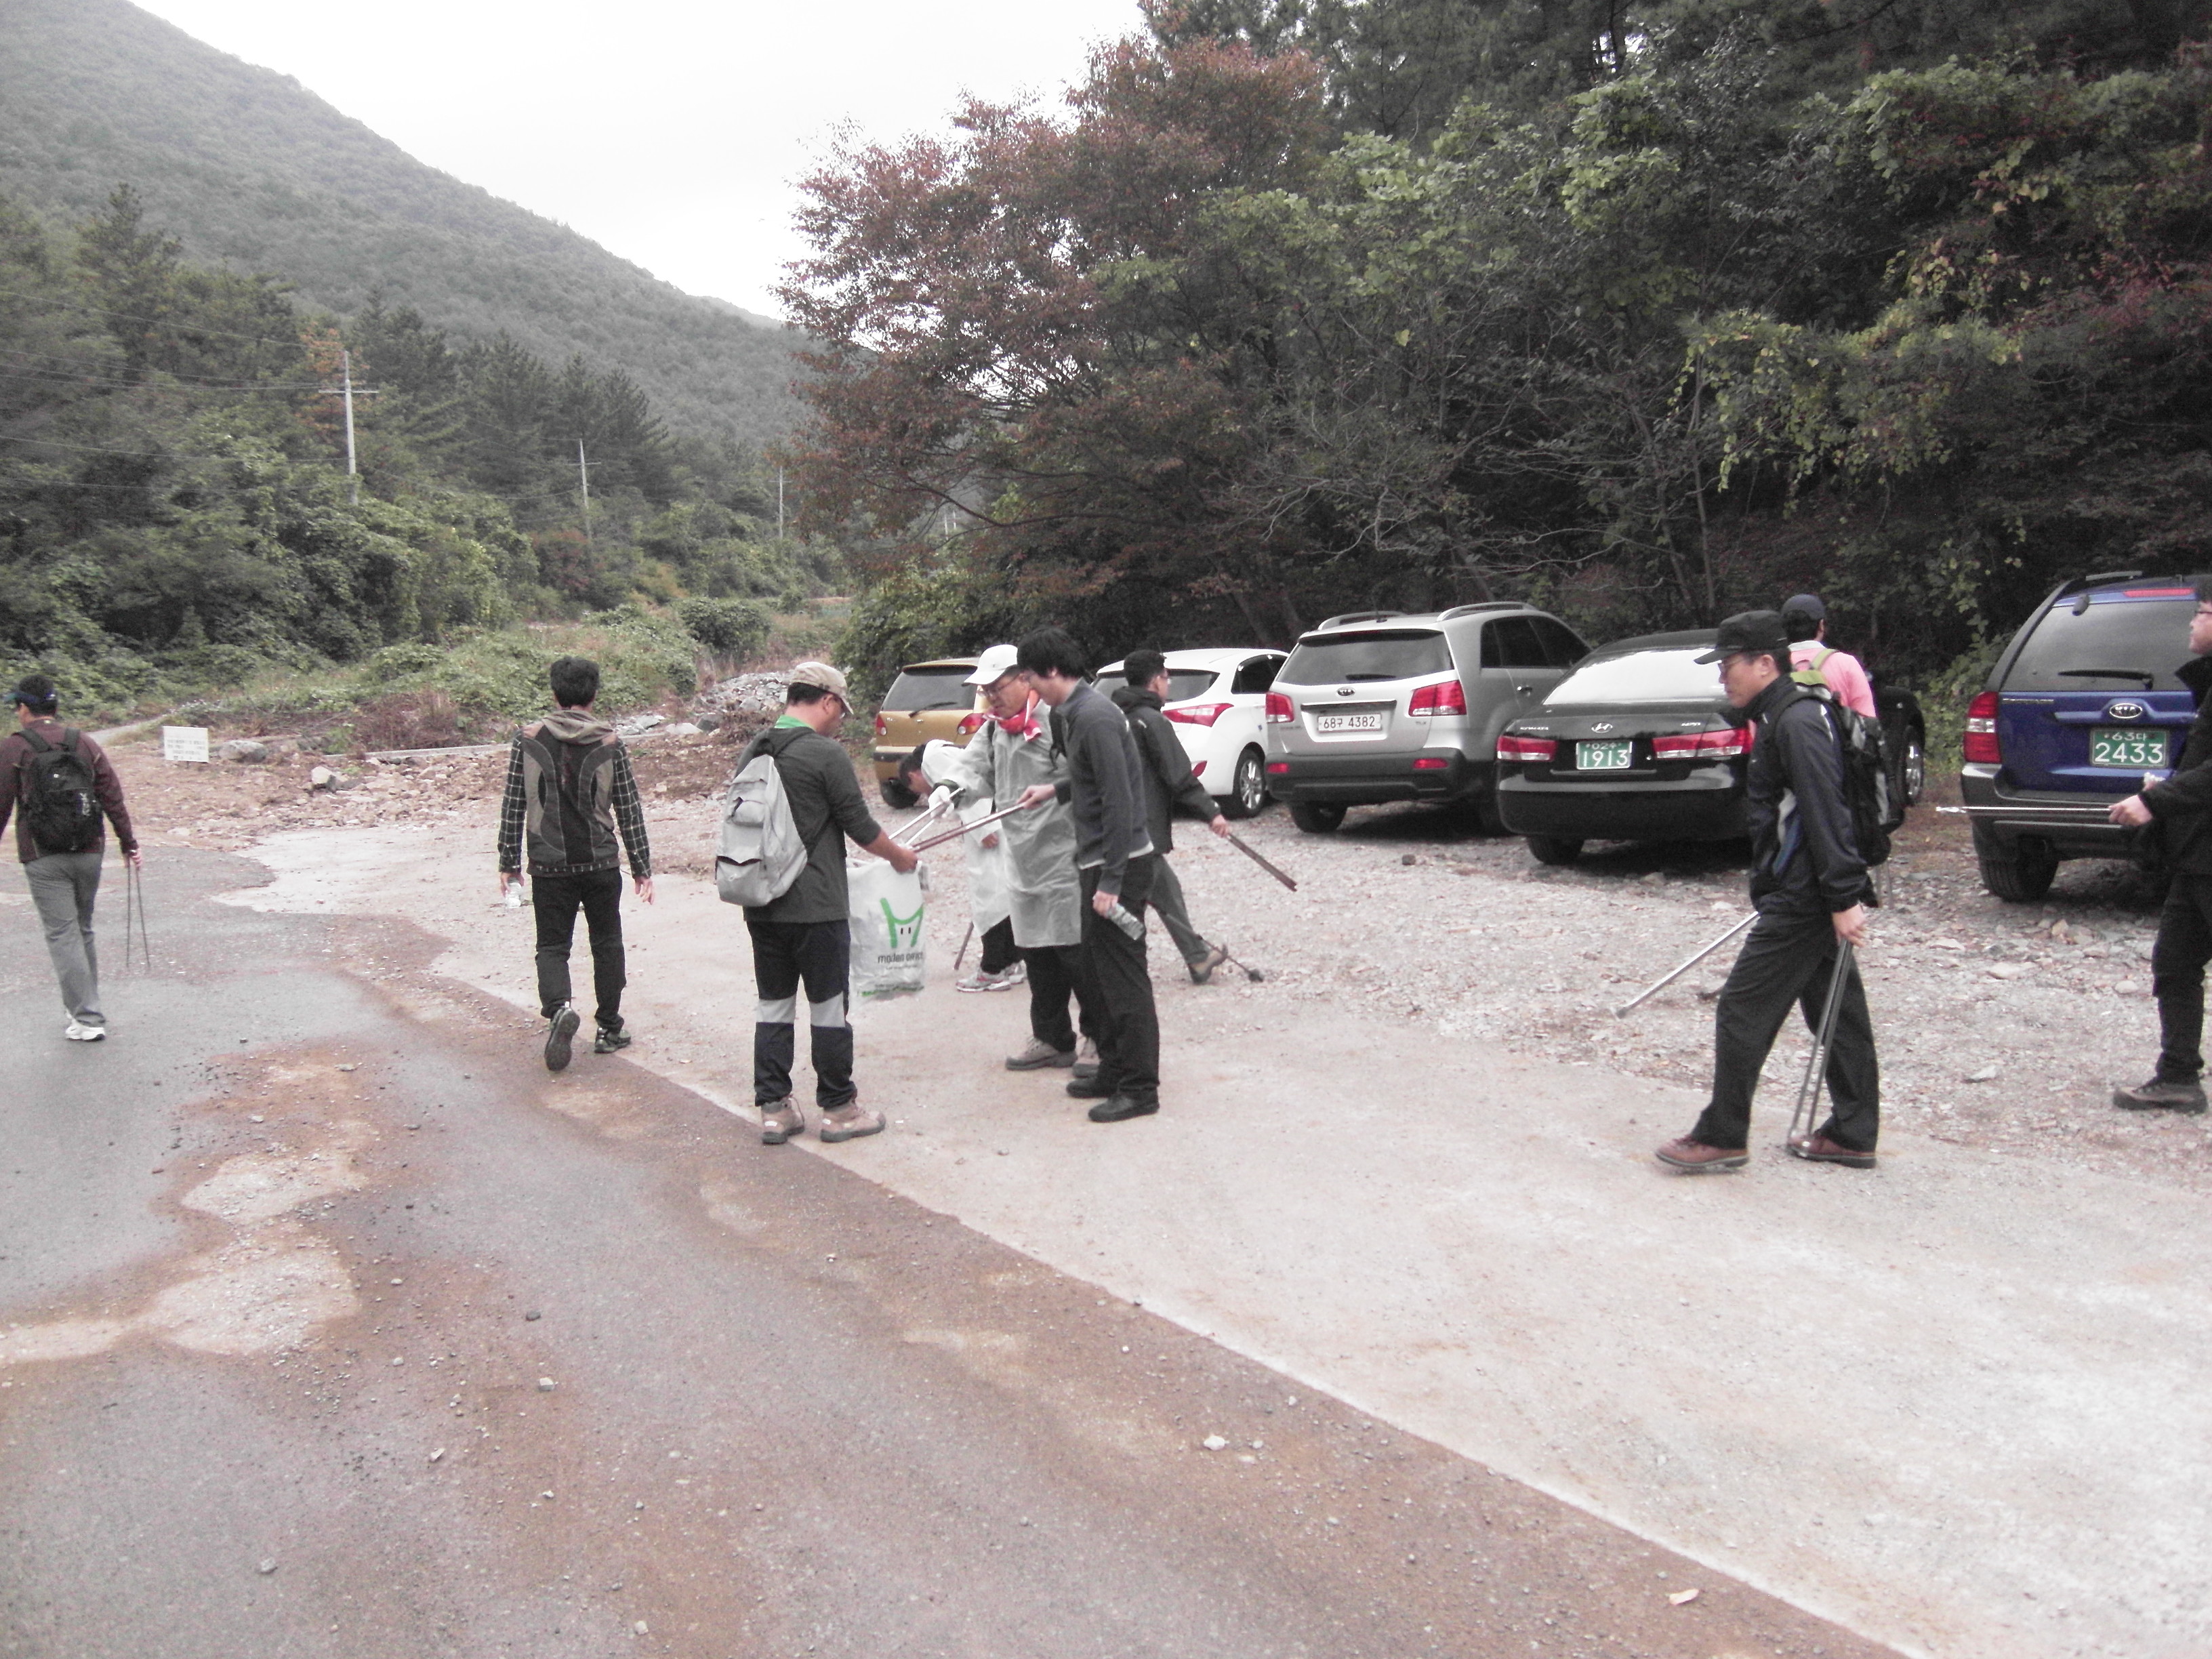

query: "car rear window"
(1094, 668), (1220, 702)
(2005, 594), (2196, 692)
(881, 666), (975, 711)
(1282, 630), (1452, 684)
(1545, 647), (1721, 705)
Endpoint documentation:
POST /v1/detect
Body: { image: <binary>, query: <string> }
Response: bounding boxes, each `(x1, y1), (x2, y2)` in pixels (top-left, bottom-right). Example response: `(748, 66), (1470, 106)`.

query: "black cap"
(1782, 592), (1825, 622)
(1694, 611), (1790, 665)
(5, 674), (58, 712)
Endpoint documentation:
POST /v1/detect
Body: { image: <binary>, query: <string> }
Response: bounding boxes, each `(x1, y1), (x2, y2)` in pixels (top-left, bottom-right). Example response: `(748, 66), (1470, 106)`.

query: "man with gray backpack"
(0, 674), (140, 1041)
(720, 661), (917, 1147)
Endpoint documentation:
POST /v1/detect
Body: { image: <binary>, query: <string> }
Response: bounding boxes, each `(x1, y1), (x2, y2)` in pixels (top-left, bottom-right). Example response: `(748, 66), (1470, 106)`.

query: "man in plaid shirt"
(496, 656), (653, 1071)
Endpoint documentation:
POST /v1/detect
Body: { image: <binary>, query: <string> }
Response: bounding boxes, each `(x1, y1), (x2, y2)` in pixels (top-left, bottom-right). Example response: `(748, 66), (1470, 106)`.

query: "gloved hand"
(928, 783), (958, 810)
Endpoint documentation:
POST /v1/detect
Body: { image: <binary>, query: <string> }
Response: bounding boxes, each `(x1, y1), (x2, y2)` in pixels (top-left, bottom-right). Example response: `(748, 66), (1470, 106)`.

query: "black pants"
(1023, 941), (1098, 1053)
(1074, 858), (1160, 1104)
(747, 916), (855, 1109)
(2152, 873), (2212, 1081)
(979, 916), (1021, 975)
(533, 867), (626, 1029)
(1691, 906), (1880, 1153)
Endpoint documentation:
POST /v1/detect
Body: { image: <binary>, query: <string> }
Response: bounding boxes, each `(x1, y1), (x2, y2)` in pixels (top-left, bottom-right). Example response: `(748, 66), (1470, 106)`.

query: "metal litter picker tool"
(1787, 942), (1858, 1147)
(901, 801), (1027, 855)
(121, 859), (152, 973)
(1223, 832), (1297, 891)
(1612, 912), (1757, 1018)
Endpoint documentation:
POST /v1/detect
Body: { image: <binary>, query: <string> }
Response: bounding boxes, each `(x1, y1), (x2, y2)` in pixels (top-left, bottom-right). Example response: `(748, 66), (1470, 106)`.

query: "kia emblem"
(2106, 699), (2148, 721)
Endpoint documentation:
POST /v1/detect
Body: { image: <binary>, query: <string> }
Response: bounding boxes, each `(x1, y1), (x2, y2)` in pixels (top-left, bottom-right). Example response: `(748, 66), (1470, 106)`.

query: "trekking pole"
(1612, 912), (1757, 1018)
(952, 920), (975, 971)
(1223, 832), (1298, 892)
(1787, 942), (1857, 1145)
(125, 859), (152, 972)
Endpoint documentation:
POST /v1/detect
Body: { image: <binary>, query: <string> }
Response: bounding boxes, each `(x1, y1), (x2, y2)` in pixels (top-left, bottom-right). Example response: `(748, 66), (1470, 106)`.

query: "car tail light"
(1963, 691), (2001, 764)
(874, 712), (888, 737)
(1265, 760), (1290, 775)
(1652, 727), (1752, 760)
(956, 712), (987, 736)
(1265, 692), (1295, 724)
(1408, 679), (1467, 717)
(1166, 701), (1232, 727)
(1496, 734), (1557, 762)
(1412, 756), (1449, 771)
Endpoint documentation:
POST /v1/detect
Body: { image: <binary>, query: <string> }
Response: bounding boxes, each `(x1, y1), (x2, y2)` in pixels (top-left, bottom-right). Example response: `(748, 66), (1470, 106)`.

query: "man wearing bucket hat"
(737, 661), (918, 1147)
(0, 674), (140, 1040)
(1656, 611), (1881, 1173)
(928, 643), (1097, 1073)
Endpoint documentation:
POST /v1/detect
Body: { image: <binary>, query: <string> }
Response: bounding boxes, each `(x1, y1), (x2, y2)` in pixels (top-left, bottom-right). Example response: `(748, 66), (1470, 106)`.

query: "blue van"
(1960, 572), (2199, 900)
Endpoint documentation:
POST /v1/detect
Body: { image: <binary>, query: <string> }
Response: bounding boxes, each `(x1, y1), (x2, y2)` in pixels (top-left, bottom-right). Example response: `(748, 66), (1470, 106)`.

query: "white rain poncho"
(928, 713), (1080, 949)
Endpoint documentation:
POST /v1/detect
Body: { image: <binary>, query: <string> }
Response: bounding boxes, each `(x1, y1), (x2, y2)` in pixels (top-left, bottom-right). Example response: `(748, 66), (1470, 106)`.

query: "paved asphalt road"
(0, 848), (1894, 1659)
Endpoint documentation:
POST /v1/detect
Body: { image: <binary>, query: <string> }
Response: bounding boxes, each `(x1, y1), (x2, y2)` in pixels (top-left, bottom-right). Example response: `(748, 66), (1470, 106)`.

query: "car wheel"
(1898, 728), (1926, 806)
(1527, 834), (1583, 866)
(880, 777), (919, 810)
(1226, 747), (1268, 819)
(1290, 800), (1346, 834)
(1972, 825), (2057, 903)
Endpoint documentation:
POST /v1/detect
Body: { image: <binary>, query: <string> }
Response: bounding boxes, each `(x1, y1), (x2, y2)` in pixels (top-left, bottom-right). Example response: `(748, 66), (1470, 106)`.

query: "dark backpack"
(1794, 684), (1897, 870)
(20, 728), (102, 855)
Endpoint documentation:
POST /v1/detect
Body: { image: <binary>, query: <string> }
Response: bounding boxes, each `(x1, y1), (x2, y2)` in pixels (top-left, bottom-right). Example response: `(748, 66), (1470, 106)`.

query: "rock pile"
(694, 672), (794, 722)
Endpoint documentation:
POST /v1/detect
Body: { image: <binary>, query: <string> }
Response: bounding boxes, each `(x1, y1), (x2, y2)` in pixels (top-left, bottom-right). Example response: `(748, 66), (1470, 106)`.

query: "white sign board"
(161, 725), (210, 764)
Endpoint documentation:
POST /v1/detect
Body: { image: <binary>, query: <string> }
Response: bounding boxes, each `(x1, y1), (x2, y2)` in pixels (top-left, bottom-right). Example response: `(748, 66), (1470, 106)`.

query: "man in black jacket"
(1013, 627), (1162, 1124)
(1657, 611), (1879, 1172)
(2108, 577), (2212, 1112)
(1110, 650), (1233, 984)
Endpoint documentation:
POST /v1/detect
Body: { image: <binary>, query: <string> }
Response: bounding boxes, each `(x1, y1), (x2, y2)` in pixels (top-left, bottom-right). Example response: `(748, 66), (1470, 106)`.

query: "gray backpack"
(715, 731), (809, 907)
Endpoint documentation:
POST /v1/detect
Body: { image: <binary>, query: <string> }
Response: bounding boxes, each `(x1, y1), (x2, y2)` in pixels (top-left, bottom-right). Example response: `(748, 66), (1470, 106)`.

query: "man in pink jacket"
(1782, 594), (1877, 719)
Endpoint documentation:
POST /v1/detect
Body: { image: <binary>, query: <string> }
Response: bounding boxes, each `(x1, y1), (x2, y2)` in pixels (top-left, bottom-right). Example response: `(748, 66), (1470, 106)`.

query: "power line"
(0, 366), (327, 394)
(0, 286), (321, 350)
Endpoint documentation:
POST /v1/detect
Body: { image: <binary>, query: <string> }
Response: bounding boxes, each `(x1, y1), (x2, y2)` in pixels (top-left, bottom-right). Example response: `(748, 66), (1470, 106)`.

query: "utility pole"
(315, 349), (380, 505)
(777, 466), (785, 539)
(577, 440), (592, 550)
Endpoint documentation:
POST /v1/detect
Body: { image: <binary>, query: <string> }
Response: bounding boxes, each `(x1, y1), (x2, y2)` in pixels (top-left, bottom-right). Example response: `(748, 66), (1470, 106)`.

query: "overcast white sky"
(134, 0), (1145, 319)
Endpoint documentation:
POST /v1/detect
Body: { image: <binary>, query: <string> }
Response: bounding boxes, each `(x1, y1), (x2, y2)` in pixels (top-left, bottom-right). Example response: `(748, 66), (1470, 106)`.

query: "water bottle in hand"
(1103, 901), (1145, 940)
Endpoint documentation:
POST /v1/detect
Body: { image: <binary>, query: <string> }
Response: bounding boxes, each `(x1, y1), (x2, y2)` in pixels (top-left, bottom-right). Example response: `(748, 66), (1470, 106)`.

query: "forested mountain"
(794, 0), (2212, 692)
(0, 0), (800, 449)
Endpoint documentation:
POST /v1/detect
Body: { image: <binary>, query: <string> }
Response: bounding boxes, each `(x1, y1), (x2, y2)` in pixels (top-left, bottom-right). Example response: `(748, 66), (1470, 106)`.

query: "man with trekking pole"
(0, 674), (140, 1042)
(1109, 649), (1235, 985)
(1656, 612), (1882, 1173)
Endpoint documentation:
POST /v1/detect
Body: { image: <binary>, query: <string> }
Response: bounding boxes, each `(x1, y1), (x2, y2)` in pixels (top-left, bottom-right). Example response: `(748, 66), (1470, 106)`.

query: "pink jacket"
(1792, 644), (1877, 719)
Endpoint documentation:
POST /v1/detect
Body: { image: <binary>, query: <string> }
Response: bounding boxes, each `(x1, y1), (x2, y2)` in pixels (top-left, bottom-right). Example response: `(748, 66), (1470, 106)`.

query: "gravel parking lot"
(112, 733), (2212, 1194)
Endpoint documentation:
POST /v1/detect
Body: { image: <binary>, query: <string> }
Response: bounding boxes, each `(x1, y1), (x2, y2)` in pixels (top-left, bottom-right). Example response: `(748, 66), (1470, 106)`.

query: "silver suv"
(1264, 605), (1589, 832)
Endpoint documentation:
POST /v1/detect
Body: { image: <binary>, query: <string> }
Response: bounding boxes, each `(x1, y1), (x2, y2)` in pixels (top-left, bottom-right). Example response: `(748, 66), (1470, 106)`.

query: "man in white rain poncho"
(925, 643), (1097, 1072)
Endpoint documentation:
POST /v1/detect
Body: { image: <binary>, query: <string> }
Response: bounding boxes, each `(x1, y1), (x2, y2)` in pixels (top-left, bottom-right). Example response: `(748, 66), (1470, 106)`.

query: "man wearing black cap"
(0, 674), (140, 1041)
(1781, 592), (1877, 720)
(1656, 612), (1881, 1172)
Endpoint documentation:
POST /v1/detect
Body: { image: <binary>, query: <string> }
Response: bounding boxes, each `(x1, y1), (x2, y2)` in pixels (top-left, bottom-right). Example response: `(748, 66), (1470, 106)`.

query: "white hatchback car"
(1091, 647), (1288, 818)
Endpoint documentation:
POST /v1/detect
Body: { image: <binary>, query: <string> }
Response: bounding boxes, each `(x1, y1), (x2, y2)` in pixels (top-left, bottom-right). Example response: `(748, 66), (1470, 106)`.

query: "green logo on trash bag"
(878, 899), (924, 951)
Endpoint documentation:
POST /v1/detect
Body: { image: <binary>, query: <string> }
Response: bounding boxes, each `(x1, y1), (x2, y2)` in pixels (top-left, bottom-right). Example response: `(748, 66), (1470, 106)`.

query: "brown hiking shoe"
(760, 1099), (804, 1146)
(819, 1103), (886, 1143)
(1654, 1136), (1748, 1173)
(2113, 1076), (2208, 1113)
(1786, 1134), (1877, 1169)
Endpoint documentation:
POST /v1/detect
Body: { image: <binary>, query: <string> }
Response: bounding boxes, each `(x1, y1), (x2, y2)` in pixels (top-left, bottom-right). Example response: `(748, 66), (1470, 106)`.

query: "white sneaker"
(1072, 1035), (1099, 1081)
(955, 965), (1024, 993)
(64, 1021), (106, 1042)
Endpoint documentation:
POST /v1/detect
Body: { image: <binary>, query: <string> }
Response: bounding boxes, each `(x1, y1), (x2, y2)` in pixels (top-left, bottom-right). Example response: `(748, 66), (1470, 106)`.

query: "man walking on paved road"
(738, 661), (918, 1147)
(929, 643), (1097, 1074)
(1109, 649), (1233, 984)
(0, 674), (140, 1041)
(1014, 628), (1162, 1124)
(497, 656), (654, 1073)
(1657, 611), (1880, 1172)
(2108, 577), (2212, 1113)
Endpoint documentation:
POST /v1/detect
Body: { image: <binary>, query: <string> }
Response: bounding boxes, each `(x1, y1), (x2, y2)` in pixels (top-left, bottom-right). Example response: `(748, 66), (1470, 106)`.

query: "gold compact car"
(871, 657), (985, 807)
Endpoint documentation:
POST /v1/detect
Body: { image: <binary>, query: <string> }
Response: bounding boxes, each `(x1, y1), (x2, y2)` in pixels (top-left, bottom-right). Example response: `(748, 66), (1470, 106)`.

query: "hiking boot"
(1088, 1094), (1159, 1124)
(1654, 1136), (1747, 1173)
(1786, 1133), (1877, 1169)
(1072, 1036), (1100, 1082)
(593, 1025), (632, 1054)
(1188, 943), (1229, 985)
(2113, 1076), (2208, 1113)
(544, 1004), (580, 1072)
(760, 1099), (804, 1145)
(819, 1101), (886, 1143)
(64, 1021), (106, 1042)
(1065, 1074), (1115, 1099)
(1005, 1036), (1076, 1071)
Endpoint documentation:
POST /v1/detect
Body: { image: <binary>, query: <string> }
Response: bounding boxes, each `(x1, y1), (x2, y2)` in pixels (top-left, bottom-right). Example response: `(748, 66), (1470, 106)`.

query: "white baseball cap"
(963, 643), (1021, 686)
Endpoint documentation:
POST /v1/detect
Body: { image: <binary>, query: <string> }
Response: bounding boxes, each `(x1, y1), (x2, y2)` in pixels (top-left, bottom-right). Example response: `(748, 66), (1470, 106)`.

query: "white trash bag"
(848, 859), (928, 997)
